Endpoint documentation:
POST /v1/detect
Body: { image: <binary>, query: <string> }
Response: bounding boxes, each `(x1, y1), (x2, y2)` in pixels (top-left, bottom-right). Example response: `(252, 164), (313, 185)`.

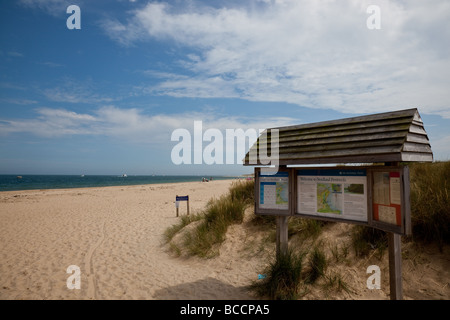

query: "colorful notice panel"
(259, 171), (289, 210)
(296, 169), (368, 222)
(372, 171), (402, 226)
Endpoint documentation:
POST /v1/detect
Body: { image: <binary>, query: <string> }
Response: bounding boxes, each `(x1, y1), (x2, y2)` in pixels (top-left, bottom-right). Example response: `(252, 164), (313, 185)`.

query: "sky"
(0, 0), (449, 176)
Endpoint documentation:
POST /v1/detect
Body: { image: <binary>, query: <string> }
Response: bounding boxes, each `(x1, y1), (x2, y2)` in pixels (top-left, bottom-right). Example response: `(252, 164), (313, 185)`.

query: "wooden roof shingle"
(243, 108), (433, 165)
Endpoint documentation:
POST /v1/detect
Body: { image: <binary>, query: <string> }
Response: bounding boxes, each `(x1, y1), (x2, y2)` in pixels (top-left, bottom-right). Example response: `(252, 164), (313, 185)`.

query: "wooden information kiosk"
(244, 108), (433, 300)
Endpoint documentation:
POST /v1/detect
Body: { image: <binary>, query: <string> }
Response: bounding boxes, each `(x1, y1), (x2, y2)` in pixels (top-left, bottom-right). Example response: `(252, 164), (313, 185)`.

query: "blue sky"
(1, 0), (449, 175)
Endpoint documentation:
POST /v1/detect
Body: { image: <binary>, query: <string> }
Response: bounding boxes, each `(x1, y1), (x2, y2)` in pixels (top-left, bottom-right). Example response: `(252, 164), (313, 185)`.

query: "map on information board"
(297, 169), (368, 222)
(317, 183), (343, 214)
(259, 171), (289, 210)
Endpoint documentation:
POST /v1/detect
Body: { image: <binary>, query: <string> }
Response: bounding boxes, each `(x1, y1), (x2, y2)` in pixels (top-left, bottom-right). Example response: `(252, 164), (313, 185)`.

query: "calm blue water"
(0, 175), (237, 192)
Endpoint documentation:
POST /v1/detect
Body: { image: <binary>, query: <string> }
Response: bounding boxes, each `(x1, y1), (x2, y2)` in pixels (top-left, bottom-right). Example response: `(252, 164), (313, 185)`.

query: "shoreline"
(0, 176), (242, 193)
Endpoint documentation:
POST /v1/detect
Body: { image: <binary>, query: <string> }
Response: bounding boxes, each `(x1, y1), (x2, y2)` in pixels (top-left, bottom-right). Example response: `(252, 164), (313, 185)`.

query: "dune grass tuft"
(351, 226), (387, 258)
(305, 245), (327, 284)
(165, 179), (254, 258)
(249, 248), (306, 300)
(409, 161), (450, 251)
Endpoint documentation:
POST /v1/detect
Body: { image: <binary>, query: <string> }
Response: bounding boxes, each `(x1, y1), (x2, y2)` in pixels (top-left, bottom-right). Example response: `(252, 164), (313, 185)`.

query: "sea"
(0, 175), (238, 192)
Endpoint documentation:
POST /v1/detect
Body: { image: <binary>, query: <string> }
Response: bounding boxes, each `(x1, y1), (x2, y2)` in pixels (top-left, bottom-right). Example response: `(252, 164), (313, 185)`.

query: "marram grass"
(165, 179), (254, 258)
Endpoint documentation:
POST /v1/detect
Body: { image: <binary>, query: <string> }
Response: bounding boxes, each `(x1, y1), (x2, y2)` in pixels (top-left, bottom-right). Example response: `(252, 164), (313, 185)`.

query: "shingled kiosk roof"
(243, 108), (433, 165)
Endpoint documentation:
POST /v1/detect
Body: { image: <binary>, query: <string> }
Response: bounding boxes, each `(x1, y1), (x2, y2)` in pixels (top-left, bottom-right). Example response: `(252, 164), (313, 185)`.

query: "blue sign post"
(175, 195), (189, 217)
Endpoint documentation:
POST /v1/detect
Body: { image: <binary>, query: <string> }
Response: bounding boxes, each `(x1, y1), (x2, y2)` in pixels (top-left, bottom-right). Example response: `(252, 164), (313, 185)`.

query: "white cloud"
(0, 108), (98, 137)
(19, 0), (79, 16)
(0, 98), (38, 105)
(0, 82), (26, 90)
(8, 51), (24, 58)
(43, 79), (114, 104)
(39, 61), (64, 68)
(430, 135), (450, 161)
(0, 106), (297, 143)
(103, 0), (450, 118)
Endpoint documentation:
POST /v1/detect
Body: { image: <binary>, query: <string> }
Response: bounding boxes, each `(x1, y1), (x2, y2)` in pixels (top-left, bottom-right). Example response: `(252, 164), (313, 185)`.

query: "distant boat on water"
(17, 176), (22, 179)
(122, 174), (127, 177)
(80, 174), (85, 177)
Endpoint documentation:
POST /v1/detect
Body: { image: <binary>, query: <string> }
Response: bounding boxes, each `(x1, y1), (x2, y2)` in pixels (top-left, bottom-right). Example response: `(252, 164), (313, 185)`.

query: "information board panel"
(253, 165), (410, 235)
(255, 167), (292, 215)
(369, 166), (411, 235)
(295, 168), (368, 224)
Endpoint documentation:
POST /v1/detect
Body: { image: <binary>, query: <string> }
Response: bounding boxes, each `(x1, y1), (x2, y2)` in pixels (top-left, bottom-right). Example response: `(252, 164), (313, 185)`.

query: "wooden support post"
(388, 232), (403, 300)
(176, 195), (179, 217)
(187, 198), (190, 216)
(276, 216), (289, 258)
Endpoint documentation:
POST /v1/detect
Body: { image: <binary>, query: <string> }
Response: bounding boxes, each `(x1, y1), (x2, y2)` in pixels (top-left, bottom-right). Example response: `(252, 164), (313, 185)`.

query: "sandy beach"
(1, 179), (449, 300)
(0, 179), (261, 300)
